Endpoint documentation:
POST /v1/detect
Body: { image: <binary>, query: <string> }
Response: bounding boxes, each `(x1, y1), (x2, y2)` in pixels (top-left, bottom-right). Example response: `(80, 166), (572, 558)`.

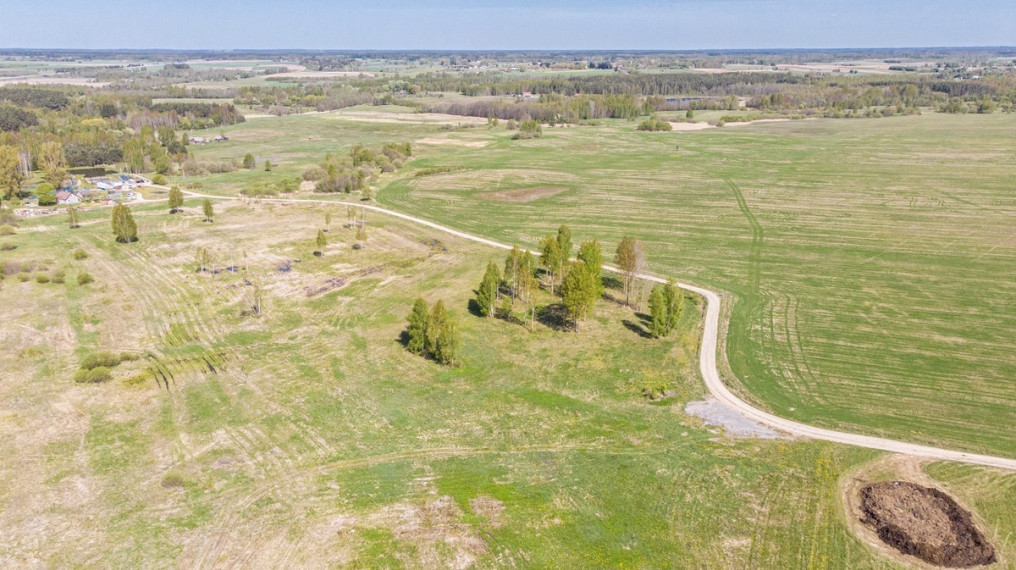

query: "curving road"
(181, 189), (1016, 472)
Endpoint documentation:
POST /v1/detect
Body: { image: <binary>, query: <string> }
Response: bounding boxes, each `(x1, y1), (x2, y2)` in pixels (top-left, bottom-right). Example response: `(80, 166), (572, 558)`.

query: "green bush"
(151, 173), (167, 185)
(35, 273), (50, 284)
(637, 117), (673, 132)
(0, 225), (15, 236)
(73, 249), (88, 260)
(123, 373), (149, 387)
(51, 269), (65, 284)
(512, 120), (543, 140)
(81, 351), (122, 370)
(74, 366), (112, 383)
(17, 273), (29, 282)
(77, 271), (94, 285)
(161, 472), (186, 488)
(0, 243), (15, 251)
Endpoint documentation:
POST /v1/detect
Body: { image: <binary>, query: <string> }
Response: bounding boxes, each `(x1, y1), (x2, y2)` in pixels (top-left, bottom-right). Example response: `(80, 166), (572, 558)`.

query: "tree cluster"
(406, 298), (460, 365)
(648, 281), (683, 338)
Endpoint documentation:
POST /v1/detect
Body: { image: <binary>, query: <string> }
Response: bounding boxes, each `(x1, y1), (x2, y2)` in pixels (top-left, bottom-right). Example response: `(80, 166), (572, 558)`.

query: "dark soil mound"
(860, 481), (996, 567)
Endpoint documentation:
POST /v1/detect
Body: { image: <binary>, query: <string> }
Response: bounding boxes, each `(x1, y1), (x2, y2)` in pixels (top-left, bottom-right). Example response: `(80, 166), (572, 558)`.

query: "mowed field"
(353, 113), (1014, 457)
(2, 199), (978, 567)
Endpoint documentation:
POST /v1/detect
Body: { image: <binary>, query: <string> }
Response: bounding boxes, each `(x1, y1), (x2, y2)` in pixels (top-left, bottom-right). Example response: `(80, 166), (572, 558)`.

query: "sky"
(1, 0), (1014, 50)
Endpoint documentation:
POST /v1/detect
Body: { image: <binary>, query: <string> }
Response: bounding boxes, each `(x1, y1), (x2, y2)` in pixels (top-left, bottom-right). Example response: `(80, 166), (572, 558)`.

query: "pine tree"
(406, 298), (429, 355)
(264, 159), (272, 172)
(426, 300), (449, 357)
(324, 211), (332, 228)
(434, 315), (460, 365)
(316, 229), (327, 252)
(477, 261), (501, 318)
(243, 153), (256, 169)
(202, 198), (214, 222)
(648, 285), (668, 338)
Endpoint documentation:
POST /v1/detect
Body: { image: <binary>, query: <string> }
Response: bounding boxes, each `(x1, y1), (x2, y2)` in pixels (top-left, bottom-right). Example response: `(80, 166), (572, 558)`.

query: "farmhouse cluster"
(13, 174), (146, 218)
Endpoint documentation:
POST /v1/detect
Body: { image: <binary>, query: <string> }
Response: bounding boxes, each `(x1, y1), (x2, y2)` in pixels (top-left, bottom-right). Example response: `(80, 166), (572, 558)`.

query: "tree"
(39, 141), (66, 189)
(664, 280), (683, 334)
(503, 245), (524, 301)
(264, 159), (272, 172)
(517, 251), (540, 330)
(614, 235), (644, 307)
(35, 183), (56, 206)
(577, 240), (604, 298)
(111, 203), (138, 243)
(242, 153), (256, 169)
(168, 186), (183, 213)
(648, 285), (668, 338)
(406, 298), (429, 355)
(0, 145), (26, 202)
(67, 206), (79, 229)
(194, 247), (211, 272)
(202, 198), (214, 222)
(355, 219), (367, 241)
(538, 234), (562, 294)
(477, 261), (501, 318)
(324, 211), (332, 228)
(556, 224), (572, 263)
(426, 300), (459, 365)
(560, 261), (598, 331)
(426, 300), (448, 357)
(315, 229), (327, 253)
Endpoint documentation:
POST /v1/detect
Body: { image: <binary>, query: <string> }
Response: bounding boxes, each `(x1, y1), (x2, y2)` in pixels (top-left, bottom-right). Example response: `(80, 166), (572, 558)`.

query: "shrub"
(73, 249), (88, 260)
(161, 472), (186, 489)
(0, 243), (15, 251)
(151, 173), (167, 185)
(512, 120), (543, 140)
(0, 225), (15, 236)
(17, 273), (29, 282)
(123, 373), (148, 387)
(637, 117), (673, 131)
(51, 269), (65, 284)
(77, 271), (94, 285)
(81, 351), (122, 370)
(74, 366), (112, 383)
(35, 273), (50, 284)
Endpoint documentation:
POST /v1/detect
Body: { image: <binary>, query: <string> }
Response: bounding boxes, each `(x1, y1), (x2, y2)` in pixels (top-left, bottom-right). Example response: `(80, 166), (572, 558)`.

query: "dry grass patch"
(477, 186), (566, 203)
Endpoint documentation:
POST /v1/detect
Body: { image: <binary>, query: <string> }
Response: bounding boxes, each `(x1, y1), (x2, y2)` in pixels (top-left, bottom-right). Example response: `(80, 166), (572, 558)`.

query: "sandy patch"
(722, 119), (792, 127)
(668, 122), (715, 131)
(417, 137), (488, 148)
(685, 398), (788, 439)
(0, 76), (109, 87)
(477, 186), (565, 203)
(268, 71), (374, 79)
(326, 111), (488, 126)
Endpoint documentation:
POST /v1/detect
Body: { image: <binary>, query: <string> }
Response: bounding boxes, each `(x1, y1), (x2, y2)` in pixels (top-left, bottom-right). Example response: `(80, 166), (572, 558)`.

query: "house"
(56, 191), (81, 205)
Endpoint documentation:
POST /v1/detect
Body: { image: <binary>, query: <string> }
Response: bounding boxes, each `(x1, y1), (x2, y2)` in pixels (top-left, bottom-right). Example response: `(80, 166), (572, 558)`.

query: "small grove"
(404, 224), (685, 366)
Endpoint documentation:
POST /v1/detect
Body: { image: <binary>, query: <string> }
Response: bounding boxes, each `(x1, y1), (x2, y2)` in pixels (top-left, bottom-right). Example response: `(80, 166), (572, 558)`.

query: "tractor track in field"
(177, 188), (1016, 472)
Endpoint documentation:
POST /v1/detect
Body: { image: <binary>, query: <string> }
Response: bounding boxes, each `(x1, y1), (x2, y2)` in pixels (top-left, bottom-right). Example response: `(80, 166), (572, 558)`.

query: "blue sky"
(1, 0), (1014, 50)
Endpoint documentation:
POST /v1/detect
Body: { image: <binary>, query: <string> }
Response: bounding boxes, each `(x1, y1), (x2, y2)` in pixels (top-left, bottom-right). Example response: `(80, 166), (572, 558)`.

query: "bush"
(77, 271), (94, 285)
(35, 273), (50, 284)
(17, 273), (29, 282)
(151, 173), (167, 185)
(81, 351), (122, 370)
(512, 120), (543, 140)
(35, 183), (57, 206)
(637, 117), (673, 131)
(123, 373), (149, 387)
(161, 472), (186, 489)
(74, 366), (112, 383)
(73, 249), (88, 260)
(0, 225), (15, 236)
(0, 243), (15, 251)
(51, 269), (65, 284)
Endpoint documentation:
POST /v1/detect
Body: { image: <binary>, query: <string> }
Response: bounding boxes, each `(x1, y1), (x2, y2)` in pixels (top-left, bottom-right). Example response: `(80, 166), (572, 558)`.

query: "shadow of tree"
(536, 303), (572, 331)
(622, 319), (653, 339)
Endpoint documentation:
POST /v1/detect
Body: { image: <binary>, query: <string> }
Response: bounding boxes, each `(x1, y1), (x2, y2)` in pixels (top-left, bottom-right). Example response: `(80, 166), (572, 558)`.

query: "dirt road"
(182, 190), (1016, 472)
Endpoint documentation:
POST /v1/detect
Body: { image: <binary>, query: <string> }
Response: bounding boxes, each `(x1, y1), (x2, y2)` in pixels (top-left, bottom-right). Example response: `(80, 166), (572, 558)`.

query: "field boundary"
(179, 188), (1016, 472)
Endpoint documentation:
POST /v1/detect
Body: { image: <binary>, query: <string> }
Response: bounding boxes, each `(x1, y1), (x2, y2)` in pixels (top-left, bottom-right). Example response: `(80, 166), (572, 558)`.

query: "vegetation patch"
(476, 186), (565, 203)
(859, 481), (996, 567)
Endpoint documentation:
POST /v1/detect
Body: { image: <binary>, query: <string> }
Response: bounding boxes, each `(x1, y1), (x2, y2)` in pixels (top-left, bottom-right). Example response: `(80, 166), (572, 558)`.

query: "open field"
(352, 112), (1014, 457)
(5, 199), (991, 567)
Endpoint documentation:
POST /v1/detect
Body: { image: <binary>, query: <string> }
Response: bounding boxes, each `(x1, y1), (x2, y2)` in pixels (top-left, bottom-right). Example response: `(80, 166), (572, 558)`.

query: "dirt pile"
(859, 481), (996, 567)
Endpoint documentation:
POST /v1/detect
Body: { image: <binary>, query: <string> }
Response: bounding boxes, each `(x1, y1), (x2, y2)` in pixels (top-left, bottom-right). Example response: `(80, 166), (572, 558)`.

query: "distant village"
(13, 174), (148, 218)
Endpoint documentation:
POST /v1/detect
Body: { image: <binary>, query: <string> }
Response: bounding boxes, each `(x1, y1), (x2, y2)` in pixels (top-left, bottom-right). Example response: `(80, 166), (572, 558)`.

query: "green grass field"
(357, 112), (1016, 457)
(2, 199), (970, 567)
